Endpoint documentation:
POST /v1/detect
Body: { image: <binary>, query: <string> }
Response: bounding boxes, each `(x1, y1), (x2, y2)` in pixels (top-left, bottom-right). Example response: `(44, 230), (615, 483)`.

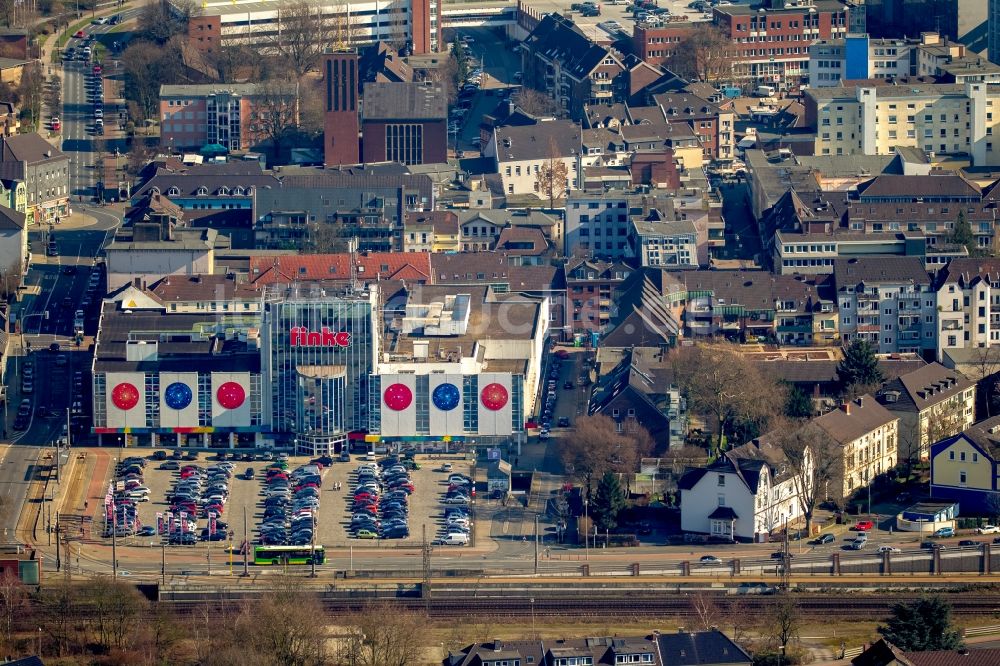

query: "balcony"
(777, 324), (812, 333)
(857, 324), (880, 332)
(857, 292), (879, 301)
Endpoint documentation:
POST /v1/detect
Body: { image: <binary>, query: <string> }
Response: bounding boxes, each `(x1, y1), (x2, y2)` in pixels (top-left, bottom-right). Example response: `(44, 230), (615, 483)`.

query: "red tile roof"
(249, 252), (432, 286)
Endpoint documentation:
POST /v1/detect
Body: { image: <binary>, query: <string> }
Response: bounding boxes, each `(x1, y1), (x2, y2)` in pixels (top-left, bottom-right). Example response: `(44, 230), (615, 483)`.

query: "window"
(960, 471), (967, 485)
(717, 495), (726, 507)
(717, 474), (726, 487)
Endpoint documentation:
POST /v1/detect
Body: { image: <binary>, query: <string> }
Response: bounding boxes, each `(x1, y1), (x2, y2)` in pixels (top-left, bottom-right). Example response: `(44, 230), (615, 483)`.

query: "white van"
(441, 532), (469, 545)
(755, 85), (776, 97)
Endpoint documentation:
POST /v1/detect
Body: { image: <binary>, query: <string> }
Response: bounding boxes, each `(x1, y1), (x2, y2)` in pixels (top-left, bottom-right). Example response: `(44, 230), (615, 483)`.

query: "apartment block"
(833, 257), (937, 355)
(803, 80), (997, 164)
(935, 257), (1000, 357)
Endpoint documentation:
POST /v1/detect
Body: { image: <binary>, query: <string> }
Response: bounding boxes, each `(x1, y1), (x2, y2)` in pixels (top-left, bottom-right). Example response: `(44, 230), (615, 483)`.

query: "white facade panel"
(212, 371), (252, 428)
(106, 372), (147, 429)
(428, 374), (463, 436)
(477, 372), (512, 436)
(380, 374), (418, 437)
(159, 372), (200, 428)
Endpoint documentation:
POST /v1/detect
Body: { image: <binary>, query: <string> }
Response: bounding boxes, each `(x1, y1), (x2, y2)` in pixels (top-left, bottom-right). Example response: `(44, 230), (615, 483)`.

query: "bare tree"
(512, 88), (560, 118)
(967, 346), (1000, 417)
(535, 137), (570, 208)
(690, 591), (721, 631)
(0, 572), (27, 653)
(671, 343), (785, 455)
(122, 39), (184, 122)
(84, 578), (147, 652)
(774, 419), (842, 534)
(250, 78), (299, 159)
(263, 0), (333, 82)
(18, 61), (43, 132)
(667, 23), (737, 84)
(337, 600), (427, 666)
(37, 582), (80, 657)
(559, 414), (644, 499)
(766, 596), (801, 653)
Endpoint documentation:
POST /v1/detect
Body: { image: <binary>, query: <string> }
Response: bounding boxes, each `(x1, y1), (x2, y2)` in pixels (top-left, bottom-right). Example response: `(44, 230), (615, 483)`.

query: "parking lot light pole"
(309, 513), (317, 578)
(583, 499), (589, 561)
(241, 505), (249, 577)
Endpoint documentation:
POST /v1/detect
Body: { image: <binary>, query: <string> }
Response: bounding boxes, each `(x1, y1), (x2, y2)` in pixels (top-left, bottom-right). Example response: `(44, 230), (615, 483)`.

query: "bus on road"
(252, 545), (325, 566)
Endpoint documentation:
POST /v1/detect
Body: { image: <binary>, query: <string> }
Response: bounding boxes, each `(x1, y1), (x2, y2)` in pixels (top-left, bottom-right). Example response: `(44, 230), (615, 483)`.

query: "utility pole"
(533, 514), (539, 574)
(421, 523), (431, 605)
(309, 512), (317, 578)
(241, 505), (249, 576)
(584, 499), (589, 561)
(161, 539), (165, 585)
(111, 521), (117, 580)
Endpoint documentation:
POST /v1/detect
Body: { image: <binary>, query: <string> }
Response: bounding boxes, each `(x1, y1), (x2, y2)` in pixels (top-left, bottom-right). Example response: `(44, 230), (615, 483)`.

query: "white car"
(978, 525), (1000, 534)
(448, 474), (470, 486)
(877, 546), (901, 554)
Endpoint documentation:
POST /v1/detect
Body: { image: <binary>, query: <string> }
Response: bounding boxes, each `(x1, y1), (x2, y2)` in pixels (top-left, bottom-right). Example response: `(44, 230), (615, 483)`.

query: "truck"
(755, 85), (776, 97)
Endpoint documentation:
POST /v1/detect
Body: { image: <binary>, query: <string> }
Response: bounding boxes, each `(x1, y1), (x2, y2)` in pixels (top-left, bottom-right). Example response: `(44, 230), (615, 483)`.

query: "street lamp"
(583, 499), (589, 561)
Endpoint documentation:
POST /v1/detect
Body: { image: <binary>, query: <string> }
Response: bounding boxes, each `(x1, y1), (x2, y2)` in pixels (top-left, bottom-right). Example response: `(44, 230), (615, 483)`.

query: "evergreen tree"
(591, 471), (626, 532)
(837, 339), (885, 394)
(949, 210), (977, 256)
(878, 597), (963, 651)
(784, 384), (813, 418)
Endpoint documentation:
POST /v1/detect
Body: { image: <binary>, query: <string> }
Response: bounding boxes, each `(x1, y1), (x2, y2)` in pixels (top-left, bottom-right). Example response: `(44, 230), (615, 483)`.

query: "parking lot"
(105, 452), (476, 551)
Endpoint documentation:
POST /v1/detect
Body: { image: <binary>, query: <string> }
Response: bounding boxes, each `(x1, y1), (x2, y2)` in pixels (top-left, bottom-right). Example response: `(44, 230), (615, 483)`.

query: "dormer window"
(196, 186), (208, 196)
(218, 186), (229, 195)
(150, 187), (160, 195)
(167, 186), (180, 196)
(234, 186), (244, 195)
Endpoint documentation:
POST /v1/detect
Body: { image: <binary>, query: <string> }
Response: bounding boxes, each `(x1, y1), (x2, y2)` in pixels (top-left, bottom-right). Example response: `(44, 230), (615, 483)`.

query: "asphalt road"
(0, 445), (43, 544)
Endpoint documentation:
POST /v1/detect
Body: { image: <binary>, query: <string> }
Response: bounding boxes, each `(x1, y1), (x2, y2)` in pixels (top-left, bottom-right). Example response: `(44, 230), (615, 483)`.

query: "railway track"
(154, 593), (1000, 620)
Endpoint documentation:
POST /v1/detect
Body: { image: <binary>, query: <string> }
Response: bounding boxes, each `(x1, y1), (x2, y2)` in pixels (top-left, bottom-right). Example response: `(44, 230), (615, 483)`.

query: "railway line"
(150, 592), (1000, 620)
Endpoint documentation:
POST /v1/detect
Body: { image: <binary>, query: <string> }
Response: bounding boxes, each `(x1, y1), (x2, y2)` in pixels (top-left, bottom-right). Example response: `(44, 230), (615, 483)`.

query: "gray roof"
(856, 172), (981, 199)
(795, 154), (898, 179)
(362, 82), (446, 121)
(494, 120), (580, 162)
(159, 83), (293, 97)
(523, 13), (616, 81)
(832, 257), (930, 288)
(814, 396), (897, 444)
(879, 362), (974, 413)
(0, 132), (67, 164)
(0, 202), (23, 231)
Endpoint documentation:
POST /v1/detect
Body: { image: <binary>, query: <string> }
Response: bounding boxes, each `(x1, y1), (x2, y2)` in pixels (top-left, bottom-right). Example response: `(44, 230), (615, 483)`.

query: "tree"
(559, 414), (642, 499)
(252, 77), (300, 159)
(950, 210), (978, 256)
(878, 596), (963, 651)
(0, 572), (27, 653)
(338, 600), (427, 666)
(967, 346), (1000, 417)
(84, 578), (147, 651)
(511, 88), (560, 118)
(837, 339), (885, 396)
(122, 39), (184, 122)
(774, 419), (843, 531)
(591, 471), (626, 532)
(784, 384), (813, 418)
(263, 0), (333, 82)
(667, 24), (737, 84)
(535, 137), (569, 208)
(671, 343), (785, 455)
(17, 61), (43, 131)
(137, 0), (196, 45)
(767, 596), (801, 652)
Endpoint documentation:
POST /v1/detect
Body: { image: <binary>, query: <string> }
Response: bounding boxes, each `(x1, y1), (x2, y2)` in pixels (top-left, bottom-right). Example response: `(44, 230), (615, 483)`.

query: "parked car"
(854, 520), (874, 531)
(812, 533), (835, 545)
(877, 546), (901, 554)
(978, 524), (1000, 534)
(934, 526), (955, 538)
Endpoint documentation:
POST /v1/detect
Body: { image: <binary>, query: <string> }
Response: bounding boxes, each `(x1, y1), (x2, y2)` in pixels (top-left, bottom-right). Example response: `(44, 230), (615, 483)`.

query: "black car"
(169, 533), (197, 546)
(200, 529), (228, 541)
(153, 450), (167, 460)
(383, 528), (410, 539)
(557, 417), (571, 427)
(313, 456), (333, 466)
(959, 539), (983, 547)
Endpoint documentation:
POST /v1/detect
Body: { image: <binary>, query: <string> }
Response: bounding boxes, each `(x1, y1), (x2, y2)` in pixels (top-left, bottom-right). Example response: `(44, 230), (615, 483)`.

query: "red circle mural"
(383, 383), (413, 411)
(216, 382), (246, 410)
(111, 382), (139, 410)
(480, 383), (509, 411)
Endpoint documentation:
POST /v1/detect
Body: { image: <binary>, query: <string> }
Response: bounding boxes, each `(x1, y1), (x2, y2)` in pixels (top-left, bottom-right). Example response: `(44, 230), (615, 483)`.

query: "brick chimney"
(841, 401), (851, 415)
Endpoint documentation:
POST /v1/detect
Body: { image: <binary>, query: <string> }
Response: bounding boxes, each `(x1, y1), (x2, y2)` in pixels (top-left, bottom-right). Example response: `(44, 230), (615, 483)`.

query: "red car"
(854, 520), (875, 531)
(50, 117), (60, 131)
(74, 30), (85, 38)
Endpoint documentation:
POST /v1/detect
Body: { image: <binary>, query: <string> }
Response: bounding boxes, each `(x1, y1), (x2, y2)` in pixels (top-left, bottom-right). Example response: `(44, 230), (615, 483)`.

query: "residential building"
(105, 218), (226, 291)
(812, 395), (899, 501)
(564, 190), (672, 259)
(992, 0), (1000, 65)
(0, 133), (69, 225)
(589, 347), (687, 449)
(712, 0), (850, 89)
(844, 172), (1000, 250)
(402, 210), (459, 252)
(598, 269), (682, 350)
(877, 361), (976, 461)
(630, 212), (699, 269)
(917, 33), (1000, 83)
(803, 80), (1000, 165)
(775, 228), (967, 275)
(852, 638), (1000, 666)
(456, 209), (562, 252)
(679, 439), (807, 542)
(682, 270), (838, 346)
(808, 34), (914, 87)
(445, 629), (752, 666)
(930, 414), (1000, 514)
(0, 203), (25, 288)
(564, 258), (633, 341)
(935, 257), (1000, 357)
(485, 120), (580, 197)
(361, 82), (447, 166)
(865, 0), (988, 55)
(833, 257), (937, 355)
(0, 101), (18, 137)
(519, 14), (626, 120)
(179, 0), (441, 56)
(650, 91), (736, 162)
(159, 83), (297, 152)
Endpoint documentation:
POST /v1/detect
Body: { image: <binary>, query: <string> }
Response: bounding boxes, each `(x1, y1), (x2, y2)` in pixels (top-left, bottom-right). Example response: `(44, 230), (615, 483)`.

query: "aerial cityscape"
(4, 0), (1000, 663)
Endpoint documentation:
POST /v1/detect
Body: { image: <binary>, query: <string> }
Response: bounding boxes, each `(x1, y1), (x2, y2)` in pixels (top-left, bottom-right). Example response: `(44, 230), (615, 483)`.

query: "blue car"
(934, 526), (955, 538)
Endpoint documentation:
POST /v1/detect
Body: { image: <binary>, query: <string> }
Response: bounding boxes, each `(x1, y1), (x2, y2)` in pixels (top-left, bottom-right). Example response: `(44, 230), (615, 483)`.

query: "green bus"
(252, 545), (325, 566)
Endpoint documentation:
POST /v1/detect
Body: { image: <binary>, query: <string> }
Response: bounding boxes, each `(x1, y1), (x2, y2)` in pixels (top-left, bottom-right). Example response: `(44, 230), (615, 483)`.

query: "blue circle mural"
(164, 382), (193, 410)
(432, 383), (460, 411)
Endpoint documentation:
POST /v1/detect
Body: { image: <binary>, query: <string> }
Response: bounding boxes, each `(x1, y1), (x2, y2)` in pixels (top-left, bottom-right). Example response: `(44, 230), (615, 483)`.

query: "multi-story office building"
(712, 0), (850, 89)
(630, 215), (699, 268)
(833, 256), (937, 355)
(180, 0), (441, 56)
(808, 34), (914, 87)
(803, 80), (998, 164)
(159, 83), (297, 152)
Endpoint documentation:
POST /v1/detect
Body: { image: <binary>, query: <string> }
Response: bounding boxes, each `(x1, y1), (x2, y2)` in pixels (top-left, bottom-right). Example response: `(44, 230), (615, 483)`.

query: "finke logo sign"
(290, 327), (351, 347)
